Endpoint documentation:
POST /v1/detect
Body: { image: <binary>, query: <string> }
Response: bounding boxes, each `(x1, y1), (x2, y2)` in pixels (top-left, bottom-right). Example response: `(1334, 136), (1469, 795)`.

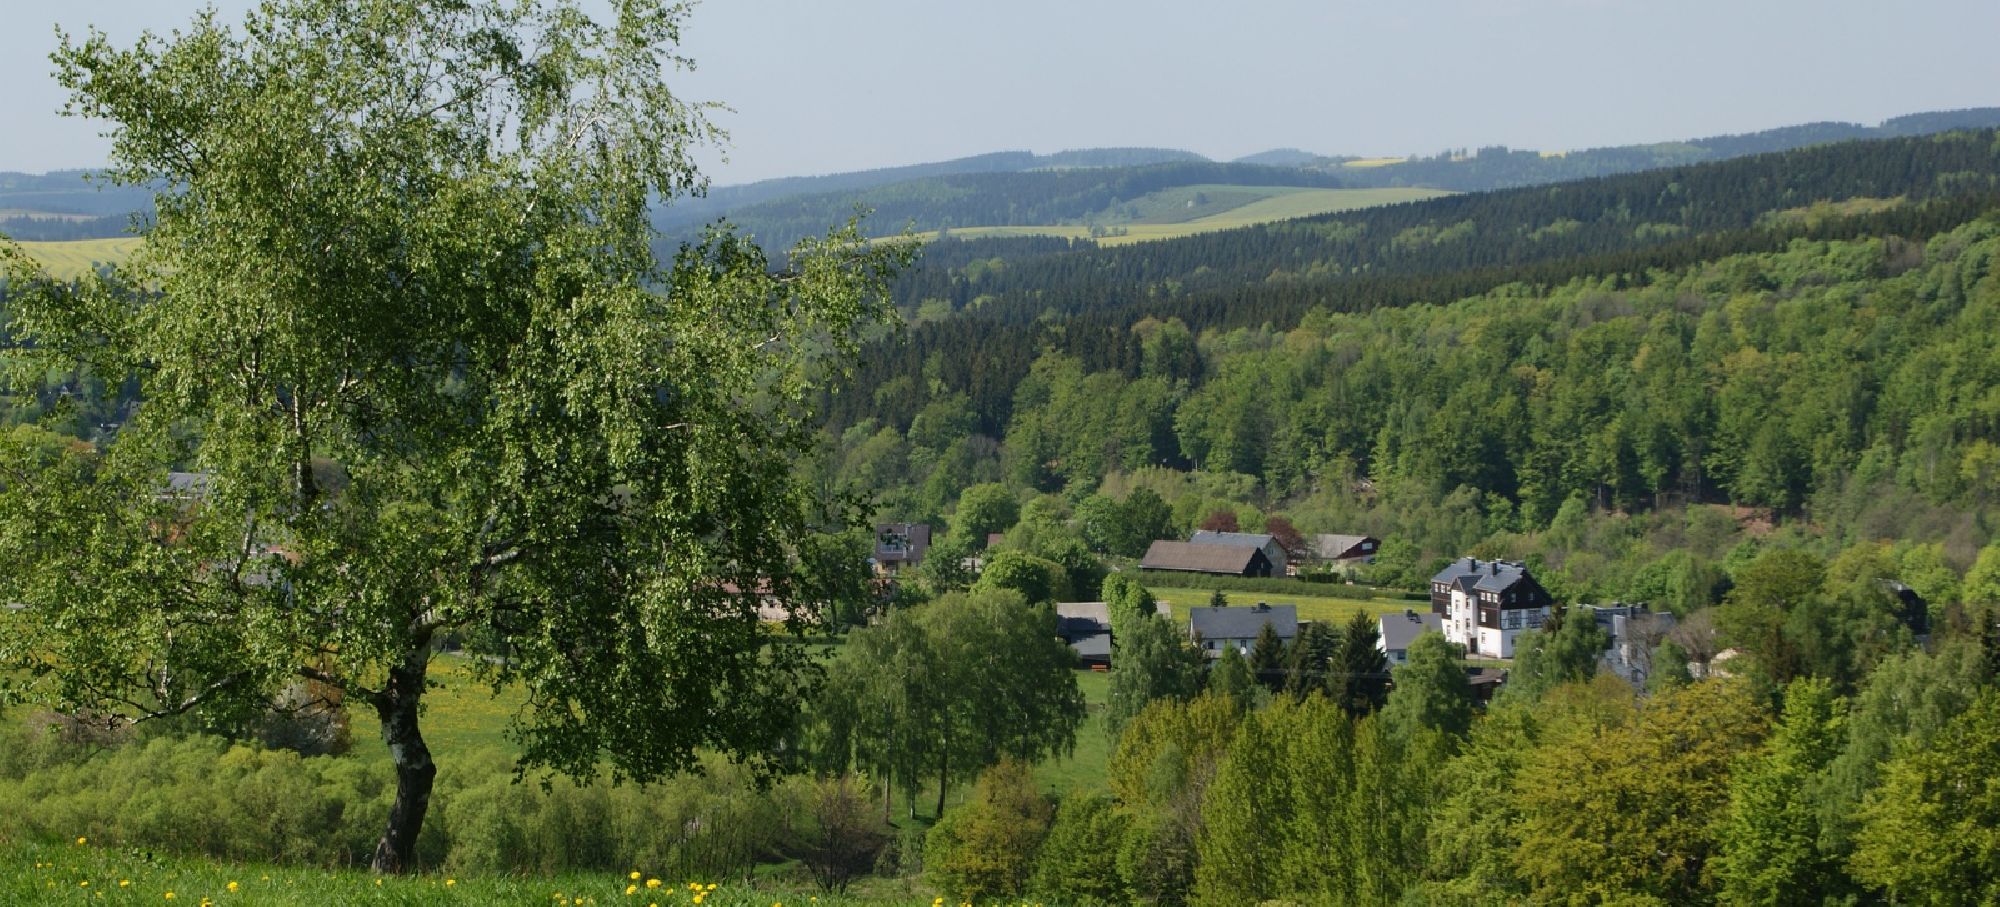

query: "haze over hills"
(7, 107), (1999, 253)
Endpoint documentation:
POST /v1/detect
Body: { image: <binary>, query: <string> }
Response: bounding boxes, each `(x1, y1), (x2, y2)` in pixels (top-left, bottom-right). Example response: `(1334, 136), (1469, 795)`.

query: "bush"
(1031, 793), (1128, 905)
(782, 774), (892, 893)
(924, 760), (1054, 901)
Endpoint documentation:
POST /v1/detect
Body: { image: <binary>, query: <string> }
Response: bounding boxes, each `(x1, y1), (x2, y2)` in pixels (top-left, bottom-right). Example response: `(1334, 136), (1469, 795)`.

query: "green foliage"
(0, 0), (905, 873)
(1714, 678), (1851, 906)
(1380, 632), (1476, 744)
(950, 482), (1019, 544)
(1031, 793), (1129, 905)
(1106, 613), (1208, 737)
(1331, 609), (1392, 716)
(1509, 679), (1768, 903)
(923, 760), (1055, 902)
(974, 549), (1067, 603)
(811, 588), (1084, 819)
(1207, 646), (1258, 712)
(1504, 606), (1611, 703)
(1852, 691), (2000, 905)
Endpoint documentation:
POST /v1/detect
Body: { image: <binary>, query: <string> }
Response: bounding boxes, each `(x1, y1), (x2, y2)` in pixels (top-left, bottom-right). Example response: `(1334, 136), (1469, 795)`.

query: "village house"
(1583, 603), (1677, 686)
(1140, 540), (1275, 578)
(1187, 602), (1297, 659)
(1055, 599), (1172, 668)
(1376, 608), (1444, 665)
(1429, 557), (1554, 658)
(871, 522), (931, 576)
(1188, 530), (1292, 575)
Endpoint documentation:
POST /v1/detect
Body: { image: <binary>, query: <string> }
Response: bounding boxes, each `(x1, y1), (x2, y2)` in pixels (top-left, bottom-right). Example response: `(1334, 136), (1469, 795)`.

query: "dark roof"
(1142, 540), (1266, 574)
(1188, 604), (1298, 641)
(873, 522), (932, 565)
(1069, 633), (1112, 660)
(1312, 534), (1378, 558)
(1431, 557), (1537, 595)
(1189, 530), (1279, 550)
(1377, 610), (1443, 652)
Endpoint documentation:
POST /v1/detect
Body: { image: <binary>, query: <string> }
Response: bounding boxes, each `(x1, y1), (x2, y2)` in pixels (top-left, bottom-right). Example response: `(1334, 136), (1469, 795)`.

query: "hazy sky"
(3, 0), (1996, 186)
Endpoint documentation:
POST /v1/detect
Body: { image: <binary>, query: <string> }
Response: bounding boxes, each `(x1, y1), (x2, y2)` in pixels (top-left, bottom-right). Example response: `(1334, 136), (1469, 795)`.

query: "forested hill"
(836, 128), (2000, 442)
(671, 162), (1354, 251)
(649, 147), (1207, 234)
(1335, 106), (2000, 192)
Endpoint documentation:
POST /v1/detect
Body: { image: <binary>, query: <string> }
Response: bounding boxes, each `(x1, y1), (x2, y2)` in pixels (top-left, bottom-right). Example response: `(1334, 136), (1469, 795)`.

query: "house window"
(1526, 610), (1545, 629)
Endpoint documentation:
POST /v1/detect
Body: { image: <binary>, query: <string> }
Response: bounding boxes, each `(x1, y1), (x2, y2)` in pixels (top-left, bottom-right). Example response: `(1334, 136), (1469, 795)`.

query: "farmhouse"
(1141, 540), (1275, 577)
(1054, 599), (1171, 668)
(1376, 608), (1444, 665)
(1188, 530), (1291, 575)
(1429, 557), (1554, 658)
(1582, 603), (1677, 686)
(1187, 602), (1297, 659)
(872, 522), (931, 576)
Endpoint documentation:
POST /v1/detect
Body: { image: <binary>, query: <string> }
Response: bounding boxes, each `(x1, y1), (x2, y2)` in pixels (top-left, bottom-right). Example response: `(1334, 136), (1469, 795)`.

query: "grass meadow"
(11, 238), (142, 280)
(894, 186), (1449, 247)
(1149, 585), (1413, 626)
(0, 836), (939, 906)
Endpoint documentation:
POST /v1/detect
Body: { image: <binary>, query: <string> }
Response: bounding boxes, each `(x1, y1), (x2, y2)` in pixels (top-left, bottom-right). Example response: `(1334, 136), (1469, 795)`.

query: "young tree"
(1283, 620), (1342, 699)
(1208, 645), (1259, 712)
(1380, 632), (1476, 743)
(1334, 609), (1392, 715)
(1852, 692), (2000, 905)
(1106, 613), (1207, 736)
(1249, 621), (1289, 691)
(814, 588), (1083, 819)
(0, 0), (902, 873)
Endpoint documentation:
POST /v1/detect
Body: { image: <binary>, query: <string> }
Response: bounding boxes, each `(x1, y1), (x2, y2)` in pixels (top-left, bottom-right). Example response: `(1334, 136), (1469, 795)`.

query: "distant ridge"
(1233, 148), (1327, 167)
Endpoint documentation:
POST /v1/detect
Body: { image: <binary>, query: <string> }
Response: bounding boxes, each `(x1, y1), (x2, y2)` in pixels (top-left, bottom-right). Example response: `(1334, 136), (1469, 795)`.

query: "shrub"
(924, 760), (1054, 901)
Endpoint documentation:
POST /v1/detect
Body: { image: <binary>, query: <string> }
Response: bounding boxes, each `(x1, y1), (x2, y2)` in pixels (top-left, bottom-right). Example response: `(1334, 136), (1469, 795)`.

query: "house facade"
(1188, 531), (1290, 576)
(872, 522), (931, 576)
(1429, 557), (1553, 658)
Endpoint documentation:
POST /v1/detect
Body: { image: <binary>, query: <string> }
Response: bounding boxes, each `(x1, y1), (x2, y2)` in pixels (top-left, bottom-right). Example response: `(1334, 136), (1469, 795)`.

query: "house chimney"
(1490, 562), (1499, 575)
(1404, 608), (1416, 620)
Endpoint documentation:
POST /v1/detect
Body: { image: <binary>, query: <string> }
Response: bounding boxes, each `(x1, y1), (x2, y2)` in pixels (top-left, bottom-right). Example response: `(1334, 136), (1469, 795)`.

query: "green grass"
(1030, 669), (1110, 795)
(345, 656), (528, 760)
(0, 837), (931, 906)
(1148, 585), (1412, 626)
(10, 238), (142, 280)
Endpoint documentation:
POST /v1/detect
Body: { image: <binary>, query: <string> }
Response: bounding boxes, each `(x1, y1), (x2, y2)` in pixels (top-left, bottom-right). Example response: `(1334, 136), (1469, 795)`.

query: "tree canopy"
(0, 0), (899, 873)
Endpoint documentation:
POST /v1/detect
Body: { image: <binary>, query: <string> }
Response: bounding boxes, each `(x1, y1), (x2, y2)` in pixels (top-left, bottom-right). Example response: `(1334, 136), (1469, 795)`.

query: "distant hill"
(652, 147), (1206, 234)
(1336, 107), (2000, 191)
(670, 161), (1358, 252)
(1233, 148), (1328, 167)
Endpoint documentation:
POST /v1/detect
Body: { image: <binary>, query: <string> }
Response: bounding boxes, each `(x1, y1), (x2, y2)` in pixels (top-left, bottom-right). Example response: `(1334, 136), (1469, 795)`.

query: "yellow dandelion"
(627, 884), (639, 896)
(631, 872), (642, 881)
(80, 880), (90, 887)
(163, 894), (173, 901)
(706, 883), (718, 891)
(227, 881), (239, 892)
(75, 837), (87, 845)
(120, 881), (130, 888)
(646, 879), (662, 890)
(376, 878), (383, 886)
(446, 879), (457, 886)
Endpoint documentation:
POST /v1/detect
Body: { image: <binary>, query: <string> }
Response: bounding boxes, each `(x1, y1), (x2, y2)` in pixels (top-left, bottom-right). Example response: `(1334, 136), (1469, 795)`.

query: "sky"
(3, 0), (1997, 187)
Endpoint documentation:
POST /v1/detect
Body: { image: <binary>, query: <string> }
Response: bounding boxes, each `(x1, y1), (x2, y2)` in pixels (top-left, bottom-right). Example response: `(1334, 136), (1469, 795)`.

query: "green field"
(11, 238), (141, 280)
(1, 837), (924, 906)
(1149, 585), (1412, 626)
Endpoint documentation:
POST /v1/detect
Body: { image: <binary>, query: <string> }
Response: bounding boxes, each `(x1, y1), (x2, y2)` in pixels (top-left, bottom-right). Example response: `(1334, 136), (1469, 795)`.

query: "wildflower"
(446, 879), (457, 886)
(80, 881), (89, 887)
(646, 879), (661, 890)
(120, 881), (131, 888)
(163, 894), (173, 900)
(376, 879), (383, 886)
(627, 885), (639, 896)
(76, 837), (87, 845)
(227, 881), (239, 892)
(631, 872), (642, 881)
